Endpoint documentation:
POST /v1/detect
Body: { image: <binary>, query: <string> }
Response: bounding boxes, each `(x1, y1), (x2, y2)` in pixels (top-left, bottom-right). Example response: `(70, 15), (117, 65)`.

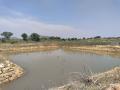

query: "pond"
(1, 49), (120, 90)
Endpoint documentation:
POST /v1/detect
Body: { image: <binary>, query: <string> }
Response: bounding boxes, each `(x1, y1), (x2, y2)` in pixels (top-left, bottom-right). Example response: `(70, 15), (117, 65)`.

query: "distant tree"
(30, 33), (40, 41)
(1, 32), (13, 40)
(55, 37), (61, 40)
(21, 33), (28, 41)
(94, 36), (101, 39)
(68, 38), (71, 41)
(49, 36), (55, 40)
(61, 38), (66, 41)
(83, 37), (86, 40)
(71, 38), (77, 40)
(49, 36), (61, 40)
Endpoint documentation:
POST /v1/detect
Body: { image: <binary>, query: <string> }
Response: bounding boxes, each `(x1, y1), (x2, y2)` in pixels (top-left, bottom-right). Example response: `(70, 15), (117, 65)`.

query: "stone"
(0, 63), (5, 68)
(106, 84), (120, 90)
(0, 70), (2, 74)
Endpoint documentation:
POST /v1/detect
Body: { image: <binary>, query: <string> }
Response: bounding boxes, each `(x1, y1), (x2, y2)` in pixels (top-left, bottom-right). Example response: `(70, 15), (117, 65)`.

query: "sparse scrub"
(50, 67), (120, 90)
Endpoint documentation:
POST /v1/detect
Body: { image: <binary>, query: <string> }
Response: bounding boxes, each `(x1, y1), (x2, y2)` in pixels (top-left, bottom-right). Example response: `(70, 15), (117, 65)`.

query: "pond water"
(1, 49), (120, 90)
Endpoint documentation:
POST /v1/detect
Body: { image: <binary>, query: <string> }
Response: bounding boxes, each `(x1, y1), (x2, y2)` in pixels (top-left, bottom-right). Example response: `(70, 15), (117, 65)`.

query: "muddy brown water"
(1, 49), (120, 90)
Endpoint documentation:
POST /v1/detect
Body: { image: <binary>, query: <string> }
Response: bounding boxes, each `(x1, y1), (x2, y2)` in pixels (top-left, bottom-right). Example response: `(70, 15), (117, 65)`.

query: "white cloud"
(0, 5), (81, 38)
(0, 16), (80, 38)
(0, 5), (30, 18)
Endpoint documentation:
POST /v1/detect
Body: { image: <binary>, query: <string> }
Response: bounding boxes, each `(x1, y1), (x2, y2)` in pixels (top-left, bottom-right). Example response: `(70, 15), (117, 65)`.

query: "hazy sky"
(0, 0), (120, 38)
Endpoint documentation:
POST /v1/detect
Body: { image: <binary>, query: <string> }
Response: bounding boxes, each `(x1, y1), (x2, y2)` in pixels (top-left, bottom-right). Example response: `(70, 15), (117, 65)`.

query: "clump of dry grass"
(50, 67), (120, 90)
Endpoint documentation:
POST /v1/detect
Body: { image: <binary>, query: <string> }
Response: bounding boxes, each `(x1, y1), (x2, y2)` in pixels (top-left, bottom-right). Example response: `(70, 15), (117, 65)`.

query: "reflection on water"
(1, 49), (120, 90)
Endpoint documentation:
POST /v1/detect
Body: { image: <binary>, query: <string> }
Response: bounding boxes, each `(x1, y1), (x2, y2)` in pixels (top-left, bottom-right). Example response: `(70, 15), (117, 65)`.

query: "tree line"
(0, 32), (40, 42)
(0, 32), (84, 42)
(0, 32), (120, 45)
(0, 32), (63, 42)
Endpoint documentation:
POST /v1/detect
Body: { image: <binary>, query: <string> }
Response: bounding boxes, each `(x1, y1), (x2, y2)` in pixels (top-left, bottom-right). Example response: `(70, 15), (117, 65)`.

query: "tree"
(30, 33), (40, 41)
(71, 38), (77, 40)
(21, 33), (28, 41)
(83, 37), (86, 40)
(49, 36), (61, 40)
(94, 36), (101, 39)
(1, 32), (13, 39)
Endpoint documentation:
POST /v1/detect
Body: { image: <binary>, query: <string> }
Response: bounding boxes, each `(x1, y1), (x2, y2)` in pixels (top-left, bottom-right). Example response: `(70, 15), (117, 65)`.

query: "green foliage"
(67, 38), (78, 41)
(30, 33), (40, 41)
(10, 40), (18, 44)
(94, 36), (101, 39)
(1, 32), (13, 39)
(49, 36), (61, 40)
(0, 31), (120, 45)
(21, 33), (28, 41)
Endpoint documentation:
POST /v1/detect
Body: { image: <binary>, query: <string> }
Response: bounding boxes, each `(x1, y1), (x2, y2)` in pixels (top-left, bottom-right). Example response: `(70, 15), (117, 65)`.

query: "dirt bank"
(63, 45), (120, 58)
(63, 45), (120, 52)
(0, 43), (59, 53)
(0, 43), (120, 54)
(50, 67), (120, 90)
(0, 55), (23, 84)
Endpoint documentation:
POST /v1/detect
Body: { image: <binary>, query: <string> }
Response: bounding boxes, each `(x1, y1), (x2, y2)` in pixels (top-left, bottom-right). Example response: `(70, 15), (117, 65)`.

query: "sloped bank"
(49, 67), (120, 90)
(63, 45), (120, 52)
(0, 55), (23, 84)
(63, 45), (120, 58)
(0, 43), (59, 53)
